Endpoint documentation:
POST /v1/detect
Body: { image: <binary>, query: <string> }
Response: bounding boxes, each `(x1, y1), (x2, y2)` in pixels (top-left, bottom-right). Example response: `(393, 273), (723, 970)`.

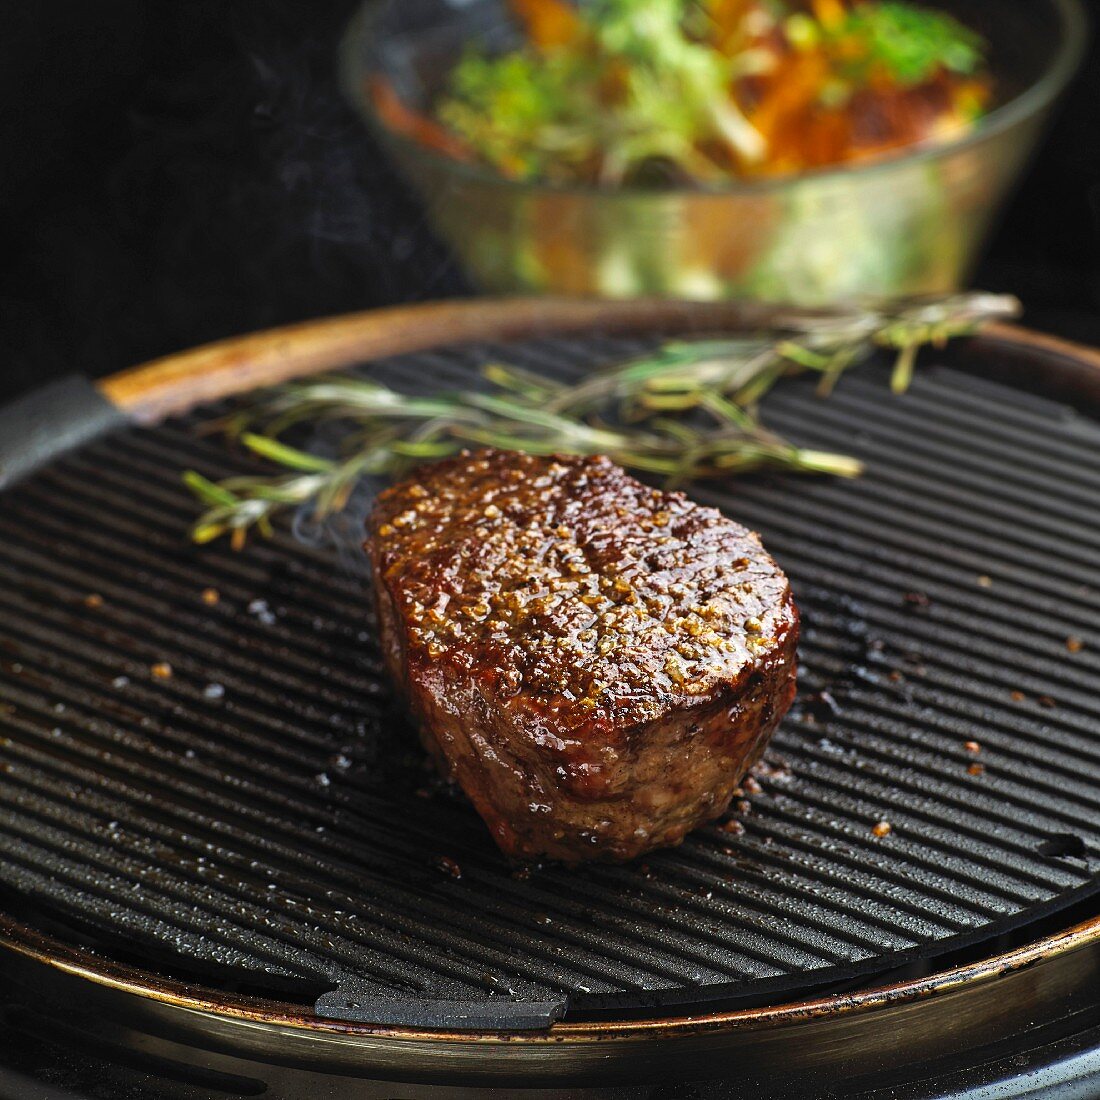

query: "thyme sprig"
(185, 293), (1019, 547)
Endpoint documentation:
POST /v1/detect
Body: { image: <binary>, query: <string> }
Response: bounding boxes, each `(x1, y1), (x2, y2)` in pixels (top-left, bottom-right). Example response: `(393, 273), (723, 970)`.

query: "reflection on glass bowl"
(342, 0), (1085, 305)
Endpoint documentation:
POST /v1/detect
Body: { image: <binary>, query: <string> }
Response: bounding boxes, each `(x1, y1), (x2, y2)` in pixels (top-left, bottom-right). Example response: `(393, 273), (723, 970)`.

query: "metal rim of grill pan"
(1, 297), (1099, 1088)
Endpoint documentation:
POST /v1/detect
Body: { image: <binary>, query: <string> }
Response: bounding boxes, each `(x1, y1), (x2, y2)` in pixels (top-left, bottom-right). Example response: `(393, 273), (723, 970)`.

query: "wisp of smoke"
(291, 474), (387, 582)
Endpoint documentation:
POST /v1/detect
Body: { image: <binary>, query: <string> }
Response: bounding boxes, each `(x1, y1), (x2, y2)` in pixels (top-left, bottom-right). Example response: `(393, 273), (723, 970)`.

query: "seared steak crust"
(367, 449), (798, 863)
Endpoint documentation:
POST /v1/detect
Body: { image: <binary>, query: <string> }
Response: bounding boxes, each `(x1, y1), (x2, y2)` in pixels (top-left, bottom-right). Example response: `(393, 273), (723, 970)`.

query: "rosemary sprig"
(185, 293), (1019, 545)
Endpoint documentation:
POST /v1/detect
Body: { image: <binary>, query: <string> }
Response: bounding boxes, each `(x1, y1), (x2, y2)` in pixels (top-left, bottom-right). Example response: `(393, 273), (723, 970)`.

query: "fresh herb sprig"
(185, 293), (1019, 547)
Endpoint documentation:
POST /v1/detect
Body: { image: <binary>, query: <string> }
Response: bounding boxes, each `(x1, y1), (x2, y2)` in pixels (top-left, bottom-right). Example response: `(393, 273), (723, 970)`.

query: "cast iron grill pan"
(0, 337), (1098, 1030)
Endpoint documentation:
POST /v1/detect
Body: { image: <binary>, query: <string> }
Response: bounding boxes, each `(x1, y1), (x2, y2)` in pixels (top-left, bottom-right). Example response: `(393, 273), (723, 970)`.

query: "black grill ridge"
(0, 339), (1098, 1029)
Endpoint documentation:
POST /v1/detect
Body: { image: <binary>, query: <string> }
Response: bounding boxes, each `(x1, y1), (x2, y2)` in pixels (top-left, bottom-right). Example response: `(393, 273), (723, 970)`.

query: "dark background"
(1, 0), (1098, 406)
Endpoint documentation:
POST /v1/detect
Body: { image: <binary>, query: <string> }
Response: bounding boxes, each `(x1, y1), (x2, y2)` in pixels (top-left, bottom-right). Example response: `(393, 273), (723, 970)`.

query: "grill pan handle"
(0, 375), (127, 491)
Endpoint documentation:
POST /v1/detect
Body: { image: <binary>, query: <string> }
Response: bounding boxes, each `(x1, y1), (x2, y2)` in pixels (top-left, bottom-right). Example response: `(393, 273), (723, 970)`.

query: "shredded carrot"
(507, 0), (585, 50)
(707, 0), (756, 55)
(369, 77), (473, 161)
(745, 51), (831, 174)
(812, 0), (848, 30)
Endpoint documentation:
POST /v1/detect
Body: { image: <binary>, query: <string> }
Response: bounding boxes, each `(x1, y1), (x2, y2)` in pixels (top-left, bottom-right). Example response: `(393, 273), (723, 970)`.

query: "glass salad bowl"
(342, 0), (1085, 305)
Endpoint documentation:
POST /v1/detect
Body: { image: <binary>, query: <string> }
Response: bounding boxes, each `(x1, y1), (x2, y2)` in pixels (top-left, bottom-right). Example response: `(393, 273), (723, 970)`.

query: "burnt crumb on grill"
(201, 587), (221, 606)
(510, 864), (536, 881)
(976, 575), (993, 588)
(967, 762), (985, 777)
(872, 820), (892, 838)
(434, 855), (463, 879)
(964, 740), (982, 754)
(804, 689), (843, 720)
(1010, 690), (1027, 702)
(721, 819), (745, 836)
(83, 593), (104, 610)
(1037, 695), (1057, 709)
(150, 662), (173, 680)
(902, 591), (931, 610)
(754, 756), (792, 782)
(1066, 636), (1084, 653)
(367, 449), (798, 864)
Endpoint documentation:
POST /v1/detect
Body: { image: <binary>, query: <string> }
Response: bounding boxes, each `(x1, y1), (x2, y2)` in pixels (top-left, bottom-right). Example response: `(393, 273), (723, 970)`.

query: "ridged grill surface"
(0, 338), (1098, 1029)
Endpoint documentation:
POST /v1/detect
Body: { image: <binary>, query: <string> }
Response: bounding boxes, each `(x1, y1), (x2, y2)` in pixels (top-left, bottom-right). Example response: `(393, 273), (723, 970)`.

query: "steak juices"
(367, 450), (797, 863)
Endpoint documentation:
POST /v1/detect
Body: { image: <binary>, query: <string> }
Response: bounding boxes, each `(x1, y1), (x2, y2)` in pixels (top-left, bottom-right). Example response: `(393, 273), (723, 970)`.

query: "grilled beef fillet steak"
(367, 449), (798, 863)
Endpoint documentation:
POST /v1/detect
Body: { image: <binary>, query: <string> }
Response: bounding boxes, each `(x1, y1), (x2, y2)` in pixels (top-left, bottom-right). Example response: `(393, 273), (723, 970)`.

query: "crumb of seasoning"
(721, 819), (745, 836)
(1066, 636), (1084, 654)
(1037, 695), (1056, 709)
(967, 762), (985, 777)
(1010, 690), (1026, 702)
(83, 593), (103, 610)
(977, 575), (992, 588)
(150, 662), (173, 680)
(743, 775), (763, 795)
(201, 587), (220, 606)
(434, 855), (462, 879)
(806, 689), (842, 720)
(964, 740), (981, 754)
(902, 591), (931, 609)
(872, 820), (892, 838)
